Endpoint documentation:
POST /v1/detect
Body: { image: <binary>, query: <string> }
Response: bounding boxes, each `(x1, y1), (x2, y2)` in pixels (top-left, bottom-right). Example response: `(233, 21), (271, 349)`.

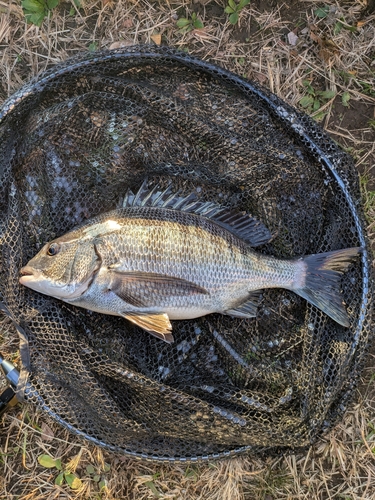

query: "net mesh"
(0, 45), (372, 462)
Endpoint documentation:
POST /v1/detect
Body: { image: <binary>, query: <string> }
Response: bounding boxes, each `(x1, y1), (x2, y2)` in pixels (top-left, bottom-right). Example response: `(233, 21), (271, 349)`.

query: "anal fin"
(122, 312), (174, 343)
(224, 291), (262, 318)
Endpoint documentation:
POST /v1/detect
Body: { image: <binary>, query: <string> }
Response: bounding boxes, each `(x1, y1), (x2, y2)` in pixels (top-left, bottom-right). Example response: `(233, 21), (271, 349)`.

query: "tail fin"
(294, 247), (362, 327)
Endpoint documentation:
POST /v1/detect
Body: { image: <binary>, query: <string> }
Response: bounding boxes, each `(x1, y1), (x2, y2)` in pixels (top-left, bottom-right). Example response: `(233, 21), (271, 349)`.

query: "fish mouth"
(20, 266), (34, 277)
(19, 266), (38, 285)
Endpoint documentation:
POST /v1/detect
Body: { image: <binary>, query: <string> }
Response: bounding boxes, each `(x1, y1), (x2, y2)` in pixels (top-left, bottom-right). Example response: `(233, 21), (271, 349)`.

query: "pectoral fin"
(109, 269), (208, 307)
(122, 312), (174, 343)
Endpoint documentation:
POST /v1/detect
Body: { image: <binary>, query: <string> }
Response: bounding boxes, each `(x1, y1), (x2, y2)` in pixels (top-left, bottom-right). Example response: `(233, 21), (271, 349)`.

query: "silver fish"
(20, 182), (361, 343)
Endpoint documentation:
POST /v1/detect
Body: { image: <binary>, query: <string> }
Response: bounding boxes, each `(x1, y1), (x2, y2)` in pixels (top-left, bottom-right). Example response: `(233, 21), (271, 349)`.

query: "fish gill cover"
(0, 45), (372, 462)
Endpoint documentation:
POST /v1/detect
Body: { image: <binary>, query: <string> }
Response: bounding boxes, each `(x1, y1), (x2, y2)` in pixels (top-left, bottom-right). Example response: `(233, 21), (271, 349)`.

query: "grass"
(360, 174), (375, 247)
(0, 0), (374, 498)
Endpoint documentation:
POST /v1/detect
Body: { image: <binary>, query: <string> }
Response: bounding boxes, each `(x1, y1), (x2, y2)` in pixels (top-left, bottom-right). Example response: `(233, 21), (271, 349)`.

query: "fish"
(19, 181), (362, 343)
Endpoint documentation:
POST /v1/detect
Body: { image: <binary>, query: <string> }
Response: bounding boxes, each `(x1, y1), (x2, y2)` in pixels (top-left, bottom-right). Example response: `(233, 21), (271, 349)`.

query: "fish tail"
(293, 247), (362, 327)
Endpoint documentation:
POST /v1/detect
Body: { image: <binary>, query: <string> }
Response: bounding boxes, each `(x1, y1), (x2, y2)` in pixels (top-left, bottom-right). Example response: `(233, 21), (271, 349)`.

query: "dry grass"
(0, 0), (374, 498)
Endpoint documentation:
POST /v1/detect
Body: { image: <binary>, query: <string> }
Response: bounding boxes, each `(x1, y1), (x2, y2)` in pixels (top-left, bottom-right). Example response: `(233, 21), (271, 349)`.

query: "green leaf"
(176, 18), (190, 28)
(38, 454), (58, 468)
(229, 11), (239, 24)
(317, 89), (336, 99)
(73, 0), (81, 6)
(64, 473), (82, 490)
(69, 7), (74, 15)
(88, 42), (97, 52)
(224, 6), (235, 13)
(54, 458), (62, 471)
(145, 481), (162, 498)
(238, 0), (250, 10)
(193, 19), (204, 29)
(103, 463), (111, 472)
(313, 110), (327, 121)
(55, 472), (65, 486)
(314, 6), (329, 18)
(47, 0), (58, 9)
(313, 99), (321, 111)
(86, 464), (95, 475)
(25, 11), (45, 25)
(334, 21), (343, 35)
(93, 474), (101, 482)
(342, 91), (350, 107)
(21, 0), (44, 12)
(184, 467), (198, 479)
(344, 25), (357, 33)
(302, 80), (314, 94)
(99, 480), (106, 490)
(228, 0), (237, 10)
(299, 96), (314, 108)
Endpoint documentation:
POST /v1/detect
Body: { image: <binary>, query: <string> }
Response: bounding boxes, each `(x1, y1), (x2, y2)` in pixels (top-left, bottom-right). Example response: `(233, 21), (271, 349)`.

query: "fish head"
(19, 231), (100, 299)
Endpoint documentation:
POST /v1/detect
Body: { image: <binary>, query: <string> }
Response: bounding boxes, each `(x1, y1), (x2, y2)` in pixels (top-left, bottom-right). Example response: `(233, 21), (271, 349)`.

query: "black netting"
(0, 45), (372, 462)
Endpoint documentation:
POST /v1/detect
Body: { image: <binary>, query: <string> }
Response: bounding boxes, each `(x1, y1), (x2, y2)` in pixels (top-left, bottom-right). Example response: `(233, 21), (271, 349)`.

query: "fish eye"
(47, 243), (60, 256)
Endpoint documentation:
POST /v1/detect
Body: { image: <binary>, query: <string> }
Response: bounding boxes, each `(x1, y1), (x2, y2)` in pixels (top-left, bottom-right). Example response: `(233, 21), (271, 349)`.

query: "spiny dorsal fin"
(122, 180), (272, 247)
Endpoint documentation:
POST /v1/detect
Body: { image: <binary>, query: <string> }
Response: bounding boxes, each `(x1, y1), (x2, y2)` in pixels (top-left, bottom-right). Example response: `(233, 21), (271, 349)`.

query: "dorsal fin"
(122, 180), (272, 247)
